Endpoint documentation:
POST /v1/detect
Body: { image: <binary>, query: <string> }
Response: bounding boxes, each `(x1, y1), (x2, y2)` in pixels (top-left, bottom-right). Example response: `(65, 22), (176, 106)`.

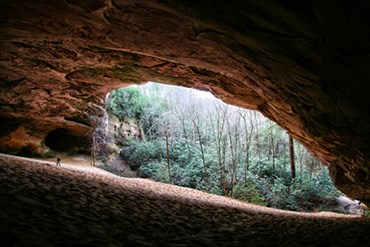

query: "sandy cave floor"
(0, 153), (369, 246)
(26, 154), (114, 177)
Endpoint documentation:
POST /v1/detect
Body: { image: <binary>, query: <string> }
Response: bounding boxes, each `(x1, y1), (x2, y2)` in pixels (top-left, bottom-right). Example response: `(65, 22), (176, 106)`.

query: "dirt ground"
(28, 154), (111, 175)
(0, 153), (369, 246)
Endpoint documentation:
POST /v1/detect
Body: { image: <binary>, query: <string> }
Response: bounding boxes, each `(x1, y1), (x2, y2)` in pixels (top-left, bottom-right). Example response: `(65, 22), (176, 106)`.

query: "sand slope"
(0, 153), (369, 246)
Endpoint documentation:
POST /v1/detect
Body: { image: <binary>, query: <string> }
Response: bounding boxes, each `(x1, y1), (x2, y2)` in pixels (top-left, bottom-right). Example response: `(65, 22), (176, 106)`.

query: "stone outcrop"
(104, 113), (143, 176)
(0, 0), (370, 205)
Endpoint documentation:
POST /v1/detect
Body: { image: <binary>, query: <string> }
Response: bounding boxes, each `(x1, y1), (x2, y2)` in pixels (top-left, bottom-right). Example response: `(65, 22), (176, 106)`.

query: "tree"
(239, 110), (254, 181)
(156, 111), (175, 184)
(210, 101), (229, 195)
(107, 86), (147, 121)
(173, 98), (193, 159)
(189, 104), (208, 176)
(289, 135), (296, 182)
(268, 121), (277, 174)
(105, 82), (341, 212)
(164, 125), (172, 184)
(226, 107), (242, 195)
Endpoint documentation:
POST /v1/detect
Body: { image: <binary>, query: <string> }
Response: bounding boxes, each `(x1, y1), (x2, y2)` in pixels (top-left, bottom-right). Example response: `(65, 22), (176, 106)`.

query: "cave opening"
(45, 128), (89, 153)
(100, 82), (362, 214)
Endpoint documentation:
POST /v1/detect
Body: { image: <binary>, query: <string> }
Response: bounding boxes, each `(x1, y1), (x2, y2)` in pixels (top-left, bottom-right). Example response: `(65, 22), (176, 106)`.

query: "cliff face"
(0, 0), (370, 204)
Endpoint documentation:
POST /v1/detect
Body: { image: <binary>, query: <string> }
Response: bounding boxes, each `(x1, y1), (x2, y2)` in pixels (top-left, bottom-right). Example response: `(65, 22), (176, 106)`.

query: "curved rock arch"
(0, 0), (370, 205)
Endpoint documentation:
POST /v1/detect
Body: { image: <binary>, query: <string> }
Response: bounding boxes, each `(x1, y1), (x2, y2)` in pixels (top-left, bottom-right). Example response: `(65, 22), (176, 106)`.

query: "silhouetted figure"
(56, 157), (61, 167)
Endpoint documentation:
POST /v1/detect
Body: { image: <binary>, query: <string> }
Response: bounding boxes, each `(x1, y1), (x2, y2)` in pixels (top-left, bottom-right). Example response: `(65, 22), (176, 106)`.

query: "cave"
(0, 0), (370, 245)
(0, 0), (369, 214)
(45, 128), (88, 153)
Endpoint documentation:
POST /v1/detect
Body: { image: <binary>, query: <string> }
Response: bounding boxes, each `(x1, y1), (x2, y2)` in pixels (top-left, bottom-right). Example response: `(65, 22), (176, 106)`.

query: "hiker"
(56, 156), (61, 167)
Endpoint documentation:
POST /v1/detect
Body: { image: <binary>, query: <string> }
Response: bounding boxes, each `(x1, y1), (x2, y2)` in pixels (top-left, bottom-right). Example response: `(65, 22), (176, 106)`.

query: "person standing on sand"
(56, 156), (61, 167)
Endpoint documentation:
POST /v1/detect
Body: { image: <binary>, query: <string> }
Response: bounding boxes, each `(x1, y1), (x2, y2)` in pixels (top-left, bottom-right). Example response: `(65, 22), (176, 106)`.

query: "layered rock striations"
(0, 0), (370, 204)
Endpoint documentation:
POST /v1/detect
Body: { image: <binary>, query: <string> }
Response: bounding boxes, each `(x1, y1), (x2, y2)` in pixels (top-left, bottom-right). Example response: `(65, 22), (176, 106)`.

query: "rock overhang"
(0, 0), (370, 205)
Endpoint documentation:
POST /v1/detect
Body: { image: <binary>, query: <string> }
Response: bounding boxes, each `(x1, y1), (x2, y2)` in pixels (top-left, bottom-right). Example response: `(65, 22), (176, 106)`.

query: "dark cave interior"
(44, 128), (89, 153)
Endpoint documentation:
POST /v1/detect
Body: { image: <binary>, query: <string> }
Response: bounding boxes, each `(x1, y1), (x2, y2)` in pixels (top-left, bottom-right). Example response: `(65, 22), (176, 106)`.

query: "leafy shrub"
(120, 139), (165, 170)
(231, 182), (266, 206)
(107, 87), (149, 121)
(137, 161), (157, 178)
(266, 178), (298, 210)
(261, 168), (340, 211)
(103, 83), (345, 213)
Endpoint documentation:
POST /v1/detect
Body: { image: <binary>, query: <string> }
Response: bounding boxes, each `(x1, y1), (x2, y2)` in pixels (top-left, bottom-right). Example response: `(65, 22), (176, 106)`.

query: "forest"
(101, 82), (342, 212)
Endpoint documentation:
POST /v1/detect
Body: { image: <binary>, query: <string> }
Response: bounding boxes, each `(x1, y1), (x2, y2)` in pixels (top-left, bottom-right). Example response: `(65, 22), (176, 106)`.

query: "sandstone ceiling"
(0, 0), (370, 205)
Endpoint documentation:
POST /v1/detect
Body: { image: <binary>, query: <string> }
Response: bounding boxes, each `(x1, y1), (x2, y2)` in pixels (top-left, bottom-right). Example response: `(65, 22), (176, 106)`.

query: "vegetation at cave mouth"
(100, 82), (343, 212)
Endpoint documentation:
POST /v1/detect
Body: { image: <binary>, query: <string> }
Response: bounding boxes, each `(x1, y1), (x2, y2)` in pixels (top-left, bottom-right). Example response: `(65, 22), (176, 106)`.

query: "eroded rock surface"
(1, 0), (370, 204)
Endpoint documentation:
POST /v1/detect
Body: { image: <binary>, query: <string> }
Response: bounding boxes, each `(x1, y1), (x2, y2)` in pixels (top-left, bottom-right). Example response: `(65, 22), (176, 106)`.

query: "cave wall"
(0, 0), (370, 204)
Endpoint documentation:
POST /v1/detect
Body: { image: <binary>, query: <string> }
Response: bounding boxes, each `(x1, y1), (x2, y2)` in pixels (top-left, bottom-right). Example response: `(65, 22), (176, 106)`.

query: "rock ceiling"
(0, 0), (370, 205)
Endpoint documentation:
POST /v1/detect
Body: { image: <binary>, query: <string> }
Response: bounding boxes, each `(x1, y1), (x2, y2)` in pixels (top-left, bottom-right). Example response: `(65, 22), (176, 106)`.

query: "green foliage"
(103, 83), (344, 213)
(100, 162), (118, 175)
(121, 140), (165, 170)
(107, 85), (167, 136)
(107, 87), (149, 121)
(264, 177), (298, 210)
(231, 182), (266, 206)
(261, 168), (340, 211)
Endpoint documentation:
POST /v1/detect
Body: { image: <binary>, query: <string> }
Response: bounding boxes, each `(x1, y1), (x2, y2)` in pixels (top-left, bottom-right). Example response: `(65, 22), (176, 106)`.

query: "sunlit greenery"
(105, 83), (341, 212)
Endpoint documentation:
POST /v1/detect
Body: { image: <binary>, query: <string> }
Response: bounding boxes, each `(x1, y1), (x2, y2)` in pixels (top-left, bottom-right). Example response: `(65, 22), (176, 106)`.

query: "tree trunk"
(165, 129), (172, 184)
(240, 111), (254, 183)
(212, 103), (228, 196)
(193, 122), (207, 175)
(289, 135), (296, 182)
(245, 144), (249, 181)
(221, 135), (227, 195)
(181, 119), (192, 160)
(269, 123), (276, 174)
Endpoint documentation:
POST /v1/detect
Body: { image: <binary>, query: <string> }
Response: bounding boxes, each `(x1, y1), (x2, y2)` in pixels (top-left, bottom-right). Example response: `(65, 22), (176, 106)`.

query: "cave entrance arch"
(0, 0), (369, 208)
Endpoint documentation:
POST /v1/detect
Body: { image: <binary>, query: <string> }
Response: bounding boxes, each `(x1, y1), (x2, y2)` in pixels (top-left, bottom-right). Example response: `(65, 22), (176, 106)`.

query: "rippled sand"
(0, 153), (369, 246)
